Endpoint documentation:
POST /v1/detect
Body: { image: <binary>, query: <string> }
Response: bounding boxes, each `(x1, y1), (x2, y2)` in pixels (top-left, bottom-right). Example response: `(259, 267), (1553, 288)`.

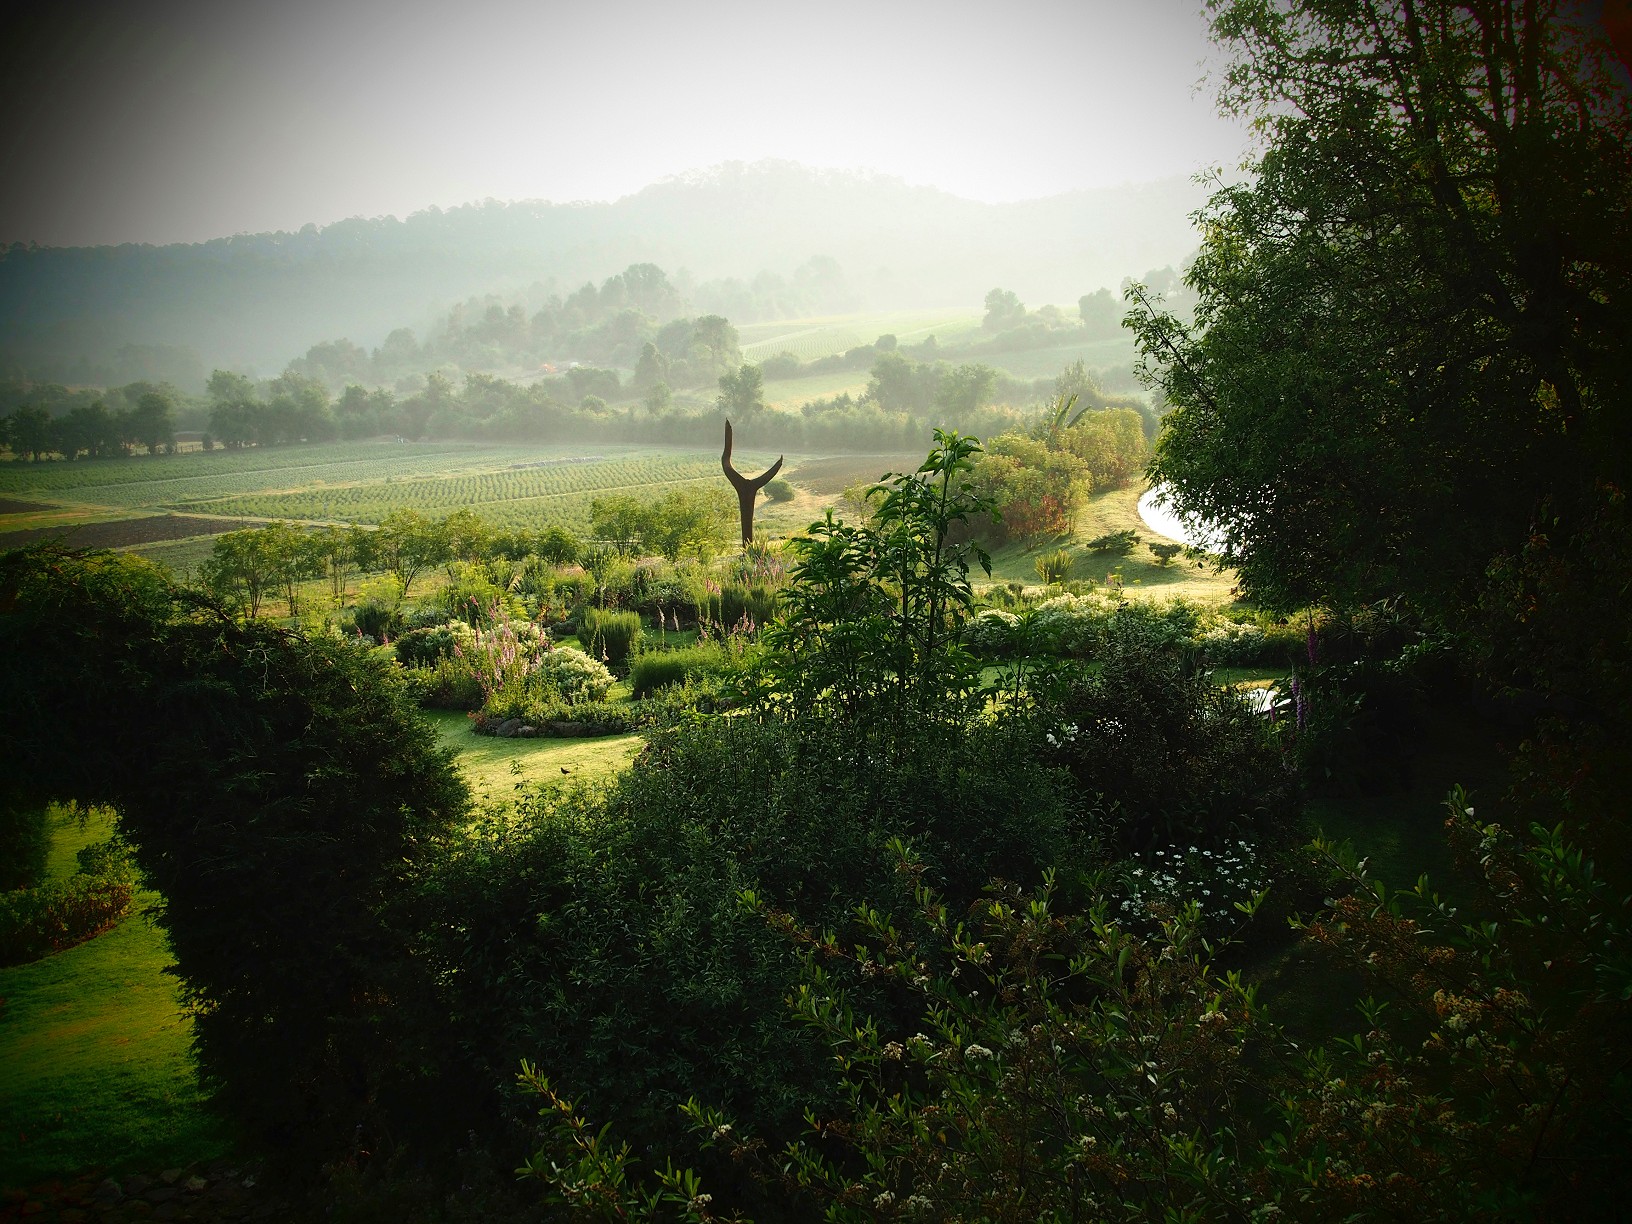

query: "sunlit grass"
(980, 482), (1240, 605)
(426, 710), (642, 802)
(0, 809), (231, 1189)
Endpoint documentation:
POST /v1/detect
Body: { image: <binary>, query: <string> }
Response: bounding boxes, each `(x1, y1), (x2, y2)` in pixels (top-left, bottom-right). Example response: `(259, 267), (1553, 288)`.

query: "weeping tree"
(0, 547), (472, 1165)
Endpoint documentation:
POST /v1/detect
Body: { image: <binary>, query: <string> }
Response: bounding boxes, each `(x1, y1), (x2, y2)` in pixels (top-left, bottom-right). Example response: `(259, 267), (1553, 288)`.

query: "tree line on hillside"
(0, 341), (1153, 460)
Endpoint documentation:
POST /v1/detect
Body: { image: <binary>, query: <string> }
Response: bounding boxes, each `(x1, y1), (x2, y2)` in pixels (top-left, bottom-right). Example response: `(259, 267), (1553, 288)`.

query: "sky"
(0, 0), (1252, 248)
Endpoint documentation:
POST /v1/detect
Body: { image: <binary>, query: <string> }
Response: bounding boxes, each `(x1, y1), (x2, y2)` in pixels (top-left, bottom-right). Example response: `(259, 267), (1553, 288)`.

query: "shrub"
(1150, 541), (1183, 565)
(0, 837), (136, 966)
(394, 624), (462, 668)
(1034, 547), (1075, 584)
(964, 608), (1021, 657)
(628, 640), (751, 698)
(401, 655), (488, 710)
(419, 714), (1081, 1189)
(1039, 602), (1296, 852)
(1085, 528), (1139, 555)
(578, 608), (642, 665)
(764, 477), (795, 502)
(0, 804), (51, 891)
(350, 600), (402, 642)
(536, 644), (616, 704)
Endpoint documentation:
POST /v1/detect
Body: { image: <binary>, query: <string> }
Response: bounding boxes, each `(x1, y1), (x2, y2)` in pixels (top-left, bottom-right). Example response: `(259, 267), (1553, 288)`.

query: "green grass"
(0, 809), (231, 1190)
(738, 310), (982, 361)
(427, 710), (642, 803)
(0, 716), (648, 1190)
(762, 370), (871, 409)
(980, 482), (1242, 605)
(967, 335), (1138, 380)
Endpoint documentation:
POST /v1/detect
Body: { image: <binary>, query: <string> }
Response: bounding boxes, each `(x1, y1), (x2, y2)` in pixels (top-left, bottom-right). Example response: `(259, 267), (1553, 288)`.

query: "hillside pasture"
(981, 482), (1240, 605)
(738, 309), (982, 361)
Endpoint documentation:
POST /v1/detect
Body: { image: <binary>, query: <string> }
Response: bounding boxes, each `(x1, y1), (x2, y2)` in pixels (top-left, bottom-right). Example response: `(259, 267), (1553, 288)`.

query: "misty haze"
(3, 2), (1630, 1221)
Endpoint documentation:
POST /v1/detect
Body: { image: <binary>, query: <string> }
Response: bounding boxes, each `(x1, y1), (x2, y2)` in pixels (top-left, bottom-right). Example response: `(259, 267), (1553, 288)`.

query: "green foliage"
(519, 796), (1632, 1220)
(1084, 528), (1138, 555)
(0, 805), (51, 891)
(1038, 601), (1297, 852)
(394, 623), (464, 668)
(1149, 541), (1182, 566)
(0, 547), (471, 1162)
(537, 644), (617, 704)
(1033, 547), (1074, 585)
(628, 640), (753, 699)
(763, 477), (795, 503)
(417, 713), (1079, 1192)
(1138, 0), (1632, 637)
(758, 429), (995, 733)
(579, 607), (643, 665)
(0, 837), (136, 967)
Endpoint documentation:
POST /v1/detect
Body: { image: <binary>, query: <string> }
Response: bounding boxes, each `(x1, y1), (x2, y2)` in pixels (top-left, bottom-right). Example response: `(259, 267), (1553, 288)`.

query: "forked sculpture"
(721, 419), (783, 545)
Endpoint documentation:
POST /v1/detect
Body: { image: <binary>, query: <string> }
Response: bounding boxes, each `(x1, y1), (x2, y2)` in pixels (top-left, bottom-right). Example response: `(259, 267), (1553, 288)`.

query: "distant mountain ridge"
(0, 160), (1212, 379)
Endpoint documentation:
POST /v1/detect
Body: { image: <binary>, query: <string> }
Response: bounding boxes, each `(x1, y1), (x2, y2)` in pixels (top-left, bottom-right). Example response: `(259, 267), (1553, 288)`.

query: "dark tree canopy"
(1137, 0), (1632, 624)
(0, 548), (470, 1158)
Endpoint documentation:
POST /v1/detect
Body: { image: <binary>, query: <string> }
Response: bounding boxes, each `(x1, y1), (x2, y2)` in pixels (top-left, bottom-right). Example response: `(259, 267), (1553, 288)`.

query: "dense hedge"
(0, 840), (136, 966)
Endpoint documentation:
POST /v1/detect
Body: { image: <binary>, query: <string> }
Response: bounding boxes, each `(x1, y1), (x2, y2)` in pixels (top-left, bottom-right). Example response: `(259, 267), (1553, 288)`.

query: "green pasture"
(761, 369), (871, 409)
(970, 335), (1138, 380)
(737, 309), (981, 361)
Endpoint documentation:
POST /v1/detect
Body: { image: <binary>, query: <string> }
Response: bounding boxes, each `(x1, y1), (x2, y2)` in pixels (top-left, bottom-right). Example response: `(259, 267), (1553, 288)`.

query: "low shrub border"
(0, 841), (137, 966)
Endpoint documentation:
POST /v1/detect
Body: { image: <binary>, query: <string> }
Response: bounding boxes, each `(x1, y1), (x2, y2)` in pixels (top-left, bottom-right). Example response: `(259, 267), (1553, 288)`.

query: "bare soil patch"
(0, 498), (58, 515)
(0, 515), (247, 551)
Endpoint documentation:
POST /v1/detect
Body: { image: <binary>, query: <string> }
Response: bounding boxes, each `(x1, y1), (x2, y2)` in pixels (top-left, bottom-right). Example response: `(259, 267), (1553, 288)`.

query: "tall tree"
(1136, 0), (1631, 626)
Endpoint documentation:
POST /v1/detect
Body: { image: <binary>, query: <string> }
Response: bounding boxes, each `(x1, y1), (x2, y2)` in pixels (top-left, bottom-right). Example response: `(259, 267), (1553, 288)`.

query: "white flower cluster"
(1119, 839), (1269, 934)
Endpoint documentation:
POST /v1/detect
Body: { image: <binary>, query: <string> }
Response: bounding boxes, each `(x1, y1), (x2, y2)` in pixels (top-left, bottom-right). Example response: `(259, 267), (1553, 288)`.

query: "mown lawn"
(0, 724), (648, 1190)
(982, 481), (1242, 605)
(0, 809), (231, 1189)
(426, 710), (643, 800)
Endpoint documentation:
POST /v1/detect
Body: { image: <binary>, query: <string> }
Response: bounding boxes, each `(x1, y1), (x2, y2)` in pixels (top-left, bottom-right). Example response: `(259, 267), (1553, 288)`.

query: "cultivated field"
(738, 309), (983, 361)
(0, 441), (783, 552)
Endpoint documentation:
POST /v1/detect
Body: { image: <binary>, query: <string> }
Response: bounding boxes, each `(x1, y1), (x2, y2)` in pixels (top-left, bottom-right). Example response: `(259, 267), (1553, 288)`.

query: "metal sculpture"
(721, 419), (783, 545)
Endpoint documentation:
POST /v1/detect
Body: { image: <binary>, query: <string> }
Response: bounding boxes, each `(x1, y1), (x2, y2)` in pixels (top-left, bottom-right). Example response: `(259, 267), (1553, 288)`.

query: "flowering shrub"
(536, 644), (616, 704)
(1116, 839), (1272, 937)
(515, 796), (1632, 1221)
(963, 608), (1020, 656)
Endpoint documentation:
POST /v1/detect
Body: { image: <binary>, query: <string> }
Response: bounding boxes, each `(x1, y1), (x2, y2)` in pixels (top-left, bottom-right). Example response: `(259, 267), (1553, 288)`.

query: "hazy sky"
(0, 0), (1250, 248)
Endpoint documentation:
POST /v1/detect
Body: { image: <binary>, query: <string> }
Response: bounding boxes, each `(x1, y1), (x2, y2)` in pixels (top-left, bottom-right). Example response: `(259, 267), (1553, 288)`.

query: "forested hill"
(0, 161), (1210, 380)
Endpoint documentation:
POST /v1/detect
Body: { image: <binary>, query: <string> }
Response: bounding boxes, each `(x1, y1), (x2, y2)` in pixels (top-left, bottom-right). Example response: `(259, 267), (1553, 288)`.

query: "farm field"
(738, 309), (982, 361)
(0, 442), (785, 546)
